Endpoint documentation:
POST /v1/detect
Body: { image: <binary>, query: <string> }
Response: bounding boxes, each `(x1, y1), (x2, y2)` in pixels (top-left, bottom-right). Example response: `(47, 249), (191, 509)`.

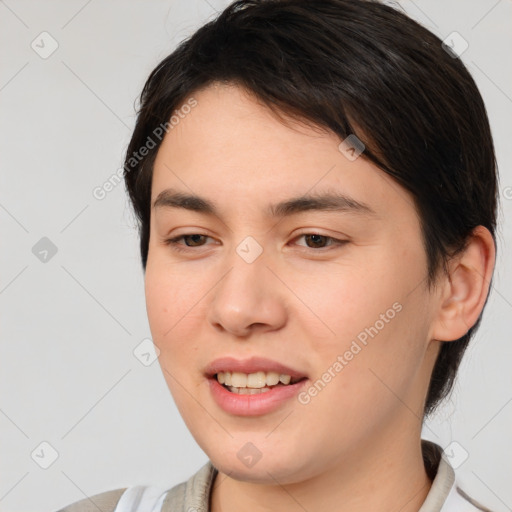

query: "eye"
(293, 233), (347, 250)
(164, 234), (212, 252)
(163, 232), (348, 254)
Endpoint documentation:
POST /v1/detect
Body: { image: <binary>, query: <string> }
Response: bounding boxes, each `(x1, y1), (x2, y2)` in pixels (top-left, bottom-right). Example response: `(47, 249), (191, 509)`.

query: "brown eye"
(180, 234), (207, 247)
(164, 233), (213, 253)
(303, 234), (330, 248)
(294, 233), (347, 250)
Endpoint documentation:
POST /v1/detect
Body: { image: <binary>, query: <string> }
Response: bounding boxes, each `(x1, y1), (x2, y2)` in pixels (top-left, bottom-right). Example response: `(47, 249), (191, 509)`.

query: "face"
(145, 83), (441, 484)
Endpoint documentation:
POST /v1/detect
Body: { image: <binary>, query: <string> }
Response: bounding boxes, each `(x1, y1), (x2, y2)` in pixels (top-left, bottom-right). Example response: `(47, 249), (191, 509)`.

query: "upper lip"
(205, 356), (307, 380)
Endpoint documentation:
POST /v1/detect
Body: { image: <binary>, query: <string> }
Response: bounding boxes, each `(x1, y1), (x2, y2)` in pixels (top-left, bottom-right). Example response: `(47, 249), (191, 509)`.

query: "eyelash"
(163, 232), (348, 254)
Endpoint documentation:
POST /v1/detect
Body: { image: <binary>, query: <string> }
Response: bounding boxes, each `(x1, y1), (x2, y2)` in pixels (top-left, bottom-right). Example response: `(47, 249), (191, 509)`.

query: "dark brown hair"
(123, 0), (498, 417)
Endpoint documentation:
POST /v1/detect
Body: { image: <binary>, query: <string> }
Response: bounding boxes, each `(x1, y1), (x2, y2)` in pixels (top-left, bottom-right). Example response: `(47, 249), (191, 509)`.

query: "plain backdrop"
(0, 1), (511, 511)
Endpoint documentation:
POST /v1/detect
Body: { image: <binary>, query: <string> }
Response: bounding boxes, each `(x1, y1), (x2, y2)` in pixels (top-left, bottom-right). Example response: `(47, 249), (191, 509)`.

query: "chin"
(206, 444), (312, 484)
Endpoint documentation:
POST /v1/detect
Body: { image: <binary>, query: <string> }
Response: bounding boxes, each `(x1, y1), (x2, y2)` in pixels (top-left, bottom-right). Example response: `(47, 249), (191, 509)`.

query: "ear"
(432, 226), (496, 342)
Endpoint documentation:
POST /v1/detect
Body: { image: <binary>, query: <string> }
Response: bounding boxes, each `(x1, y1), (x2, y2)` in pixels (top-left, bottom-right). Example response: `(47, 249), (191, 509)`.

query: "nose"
(207, 246), (287, 338)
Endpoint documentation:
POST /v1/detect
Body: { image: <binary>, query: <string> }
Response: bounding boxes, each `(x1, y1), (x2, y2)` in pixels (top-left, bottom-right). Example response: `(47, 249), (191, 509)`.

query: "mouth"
(214, 371), (306, 394)
(205, 356), (309, 415)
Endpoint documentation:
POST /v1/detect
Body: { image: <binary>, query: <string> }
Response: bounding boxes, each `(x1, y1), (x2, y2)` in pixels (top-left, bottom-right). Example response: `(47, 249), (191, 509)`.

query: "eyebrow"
(152, 188), (377, 218)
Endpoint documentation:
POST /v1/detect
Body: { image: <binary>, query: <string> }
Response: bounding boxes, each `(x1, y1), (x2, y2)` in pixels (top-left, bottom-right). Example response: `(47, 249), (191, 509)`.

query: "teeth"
(216, 371), (296, 388)
(266, 372), (280, 386)
(279, 374), (291, 385)
(231, 372), (247, 387)
(228, 386), (272, 394)
(247, 371), (266, 388)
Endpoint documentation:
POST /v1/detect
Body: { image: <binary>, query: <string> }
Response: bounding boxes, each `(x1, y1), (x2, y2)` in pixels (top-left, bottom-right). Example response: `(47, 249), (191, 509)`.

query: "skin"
(144, 82), (495, 512)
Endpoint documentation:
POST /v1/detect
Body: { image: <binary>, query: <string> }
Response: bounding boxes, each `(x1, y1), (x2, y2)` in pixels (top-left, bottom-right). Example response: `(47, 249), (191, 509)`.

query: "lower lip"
(208, 377), (308, 416)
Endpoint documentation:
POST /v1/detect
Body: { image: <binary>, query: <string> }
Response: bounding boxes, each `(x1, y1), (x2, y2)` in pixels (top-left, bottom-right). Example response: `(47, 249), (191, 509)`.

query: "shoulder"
(54, 461), (216, 512)
(55, 488), (126, 512)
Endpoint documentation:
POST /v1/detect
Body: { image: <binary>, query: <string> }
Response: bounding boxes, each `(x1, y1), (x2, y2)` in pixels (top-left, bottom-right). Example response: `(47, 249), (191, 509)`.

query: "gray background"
(0, 1), (511, 511)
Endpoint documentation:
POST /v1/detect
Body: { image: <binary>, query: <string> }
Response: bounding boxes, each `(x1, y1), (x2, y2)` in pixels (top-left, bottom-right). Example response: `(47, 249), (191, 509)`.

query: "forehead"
(161, 83), (338, 167)
(151, 83), (414, 221)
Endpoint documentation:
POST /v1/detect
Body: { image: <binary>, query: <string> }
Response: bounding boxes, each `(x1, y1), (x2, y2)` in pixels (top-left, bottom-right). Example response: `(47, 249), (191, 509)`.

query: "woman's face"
(144, 83), (441, 484)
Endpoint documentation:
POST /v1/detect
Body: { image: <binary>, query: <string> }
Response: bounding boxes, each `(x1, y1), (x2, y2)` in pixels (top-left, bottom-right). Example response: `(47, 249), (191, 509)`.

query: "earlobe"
(432, 226), (496, 342)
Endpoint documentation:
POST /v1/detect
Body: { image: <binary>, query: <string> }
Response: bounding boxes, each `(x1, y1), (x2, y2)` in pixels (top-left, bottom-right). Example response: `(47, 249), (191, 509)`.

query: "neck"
(210, 427), (433, 512)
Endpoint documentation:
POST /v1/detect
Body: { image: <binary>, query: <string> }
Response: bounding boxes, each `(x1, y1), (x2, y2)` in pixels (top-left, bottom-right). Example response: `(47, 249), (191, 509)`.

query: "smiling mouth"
(215, 370), (306, 394)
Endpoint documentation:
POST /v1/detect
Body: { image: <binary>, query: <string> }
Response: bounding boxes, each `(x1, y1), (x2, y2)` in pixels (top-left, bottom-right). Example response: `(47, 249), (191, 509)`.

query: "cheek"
(289, 255), (430, 405)
(144, 266), (210, 406)
(285, 258), (404, 350)
(145, 265), (206, 410)
(295, 306), (429, 454)
(144, 257), (208, 341)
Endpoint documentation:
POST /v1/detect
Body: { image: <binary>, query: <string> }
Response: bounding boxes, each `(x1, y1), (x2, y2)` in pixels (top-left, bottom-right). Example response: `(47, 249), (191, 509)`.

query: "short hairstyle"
(123, 0), (498, 417)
